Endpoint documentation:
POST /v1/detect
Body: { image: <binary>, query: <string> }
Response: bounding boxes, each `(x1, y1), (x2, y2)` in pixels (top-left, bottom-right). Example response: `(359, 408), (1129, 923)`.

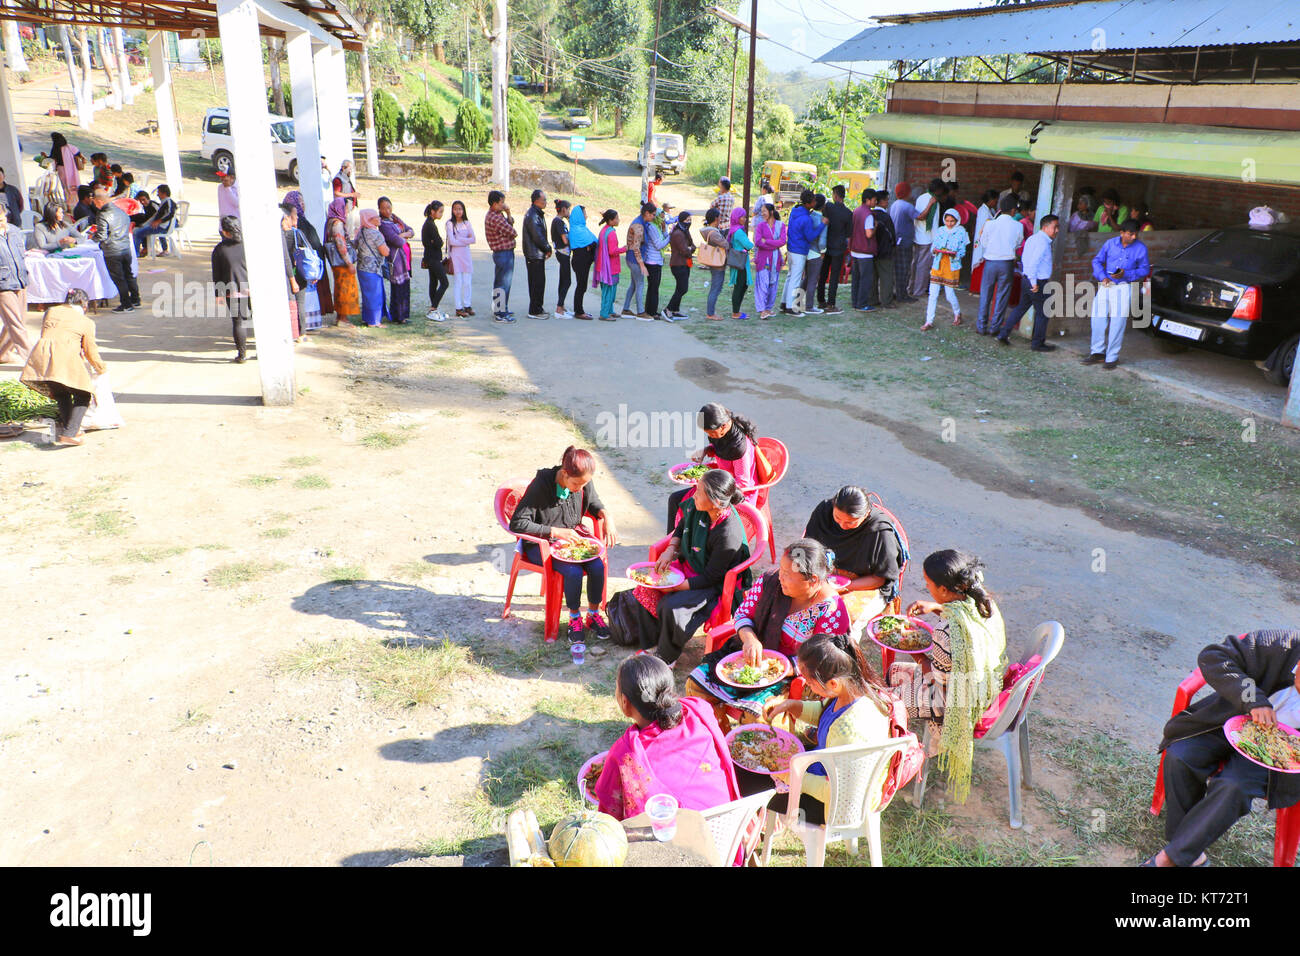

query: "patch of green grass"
(481, 384), (509, 400)
(0, 380), (57, 422)
(285, 455), (320, 468)
(196, 543), (229, 551)
(535, 690), (625, 735)
(125, 545), (186, 563)
(436, 408), (462, 418)
(89, 510), (130, 536)
(1032, 716), (1273, 866)
(208, 560), (287, 589)
(324, 563), (367, 584)
(392, 559), (434, 580)
(259, 527), (292, 539)
(469, 637), (571, 674)
(244, 474), (281, 487)
(175, 705), (210, 729)
(360, 431), (410, 449)
(293, 474), (330, 490)
(280, 636), (485, 709)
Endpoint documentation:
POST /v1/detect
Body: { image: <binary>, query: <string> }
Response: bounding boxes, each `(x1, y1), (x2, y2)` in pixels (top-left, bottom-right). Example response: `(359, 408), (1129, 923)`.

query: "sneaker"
(554, 310), (570, 320)
(1081, 353), (1104, 365)
(111, 304), (134, 313)
(585, 611), (611, 641)
(494, 314), (508, 323)
(804, 307), (825, 315)
(664, 313), (686, 323)
(634, 313), (655, 322)
(428, 311), (447, 323)
(824, 307), (844, 315)
(567, 616), (586, 642)
(621, 310), (637, 318)
(528, 312), (550, 320)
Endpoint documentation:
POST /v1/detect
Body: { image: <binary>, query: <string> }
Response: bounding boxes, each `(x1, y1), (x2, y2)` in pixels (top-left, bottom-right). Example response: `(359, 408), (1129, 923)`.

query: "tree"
(407, 97), (446, 155)
(454, 96), (490, 152)
(371, 89), (406, 153)
(267, 81), (292, 116)
(558, 0), (648, 136)
(506, 86), (538, 149)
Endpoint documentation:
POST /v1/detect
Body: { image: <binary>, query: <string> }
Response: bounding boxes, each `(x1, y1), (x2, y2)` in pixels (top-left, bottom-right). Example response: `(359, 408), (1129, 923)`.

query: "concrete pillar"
(885, 145), (905, 192)
(217, 0), (295, 406)
(0, 46), (24, 199)
(286, 31), (325, 235)
(1049, 164), (1078, 274)
(876, 143), (889, 193)
(148, 30), (184, 198)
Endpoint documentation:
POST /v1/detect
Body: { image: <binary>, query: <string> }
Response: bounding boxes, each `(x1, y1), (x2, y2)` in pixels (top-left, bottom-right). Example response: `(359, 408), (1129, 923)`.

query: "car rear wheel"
(1262, 333), (1297, 386)
(288, 160), (299, 184)
(213, 150), (233, 175)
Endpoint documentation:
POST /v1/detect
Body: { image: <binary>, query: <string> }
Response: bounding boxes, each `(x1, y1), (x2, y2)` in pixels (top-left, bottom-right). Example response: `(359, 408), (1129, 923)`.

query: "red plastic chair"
(751, 437), (788, 562)
(494, 482), (606, 644)
(1149, 636), (1299, 868)
(649, 502), (767, 643)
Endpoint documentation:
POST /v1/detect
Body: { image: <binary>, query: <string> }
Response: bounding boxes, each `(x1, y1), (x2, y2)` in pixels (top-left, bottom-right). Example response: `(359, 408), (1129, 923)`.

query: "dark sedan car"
(1149, 226), (1300, 385)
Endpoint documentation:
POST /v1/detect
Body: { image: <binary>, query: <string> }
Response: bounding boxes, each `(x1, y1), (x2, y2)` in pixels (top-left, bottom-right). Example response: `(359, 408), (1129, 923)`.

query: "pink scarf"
(594, 225), (620, 286)
(594, 697), (739, 821)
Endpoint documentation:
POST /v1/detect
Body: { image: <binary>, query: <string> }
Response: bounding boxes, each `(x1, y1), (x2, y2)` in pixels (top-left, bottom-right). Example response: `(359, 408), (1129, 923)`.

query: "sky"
(748, 0), (999, 79)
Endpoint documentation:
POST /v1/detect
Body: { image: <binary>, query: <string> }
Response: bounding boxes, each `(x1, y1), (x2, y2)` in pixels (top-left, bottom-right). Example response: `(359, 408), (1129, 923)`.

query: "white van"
(200, 107), (300, 182)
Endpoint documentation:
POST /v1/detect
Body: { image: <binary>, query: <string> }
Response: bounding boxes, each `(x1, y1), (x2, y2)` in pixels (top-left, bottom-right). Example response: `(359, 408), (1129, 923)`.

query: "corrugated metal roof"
(818, 0), (1300, 64)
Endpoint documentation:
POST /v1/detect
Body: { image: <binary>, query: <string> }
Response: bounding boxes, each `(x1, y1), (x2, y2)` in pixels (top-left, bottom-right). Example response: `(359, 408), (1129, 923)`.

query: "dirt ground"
(1, 108), (1295, 867)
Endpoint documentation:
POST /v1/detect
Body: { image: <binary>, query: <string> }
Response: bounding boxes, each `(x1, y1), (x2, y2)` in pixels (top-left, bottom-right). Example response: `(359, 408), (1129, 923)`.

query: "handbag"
(443, 256), (454, 275)
(725, 243), (748, 271)
(697, 232), (725, 268)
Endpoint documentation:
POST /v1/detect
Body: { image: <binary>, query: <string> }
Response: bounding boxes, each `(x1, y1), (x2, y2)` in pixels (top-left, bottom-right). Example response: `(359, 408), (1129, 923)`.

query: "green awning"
(870, 112), (1300, 187)
(1028, 121), (1300, 188)
(867, 114), (1036, 161)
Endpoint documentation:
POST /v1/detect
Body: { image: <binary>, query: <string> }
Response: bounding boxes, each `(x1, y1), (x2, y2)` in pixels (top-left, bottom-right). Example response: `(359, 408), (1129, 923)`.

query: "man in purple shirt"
(888, 183), (918, 303)
(1083, 219), (1150, 369)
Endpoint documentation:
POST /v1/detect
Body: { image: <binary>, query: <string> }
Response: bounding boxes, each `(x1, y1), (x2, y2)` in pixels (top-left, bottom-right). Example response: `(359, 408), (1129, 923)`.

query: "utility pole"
(726, 24), (738, 180)
(740, 0), (758, 213)
(359, 43), (379, 175)
(490, 0), (509, 188)
(836, 67), (852, 169)
(640, 0), (663, 204)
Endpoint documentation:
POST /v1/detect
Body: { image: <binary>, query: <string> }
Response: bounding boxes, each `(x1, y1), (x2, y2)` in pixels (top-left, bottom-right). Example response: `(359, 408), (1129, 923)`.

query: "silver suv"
(200, 107), (300, 182)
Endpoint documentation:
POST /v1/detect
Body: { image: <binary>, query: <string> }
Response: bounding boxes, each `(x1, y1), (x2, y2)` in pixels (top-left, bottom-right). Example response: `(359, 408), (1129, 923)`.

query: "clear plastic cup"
(645, 793), (678, 842)
(571, 642), (586, 665)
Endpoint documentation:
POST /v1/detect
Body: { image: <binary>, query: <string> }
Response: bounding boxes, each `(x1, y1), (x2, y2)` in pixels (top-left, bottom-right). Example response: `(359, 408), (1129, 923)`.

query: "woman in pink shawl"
(49, 133), (82, 199)
(752, 203), (786, 319)
(594, 654), (739, 822)
(593, 209), (626, 322)
(325, 197), (360, 325)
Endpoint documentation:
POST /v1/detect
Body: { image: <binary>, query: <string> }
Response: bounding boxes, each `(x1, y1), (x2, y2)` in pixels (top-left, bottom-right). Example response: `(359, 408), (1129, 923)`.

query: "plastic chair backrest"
(735, 502), (765, 557)
(20, 209), (37, 230)
(755, 436), (788, 489)
(494, 482), (528, 535)
(792, 738), (911, 831)
(700, 790), (775, 866)
(175, 200), (190, 228)
(867, 493), (910, 587)
(984, 620), (1065, 739)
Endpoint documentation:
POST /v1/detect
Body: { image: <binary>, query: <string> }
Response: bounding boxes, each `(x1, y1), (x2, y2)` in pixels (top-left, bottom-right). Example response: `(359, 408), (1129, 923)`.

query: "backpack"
(873, 209), (896, 259)
(292, 229), (324, 283)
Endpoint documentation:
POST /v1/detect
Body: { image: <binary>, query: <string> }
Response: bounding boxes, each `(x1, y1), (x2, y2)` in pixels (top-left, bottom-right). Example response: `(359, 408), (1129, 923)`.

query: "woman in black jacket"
(211, 215), (251, 362)
(421, 200), (449, 322)
(804, 485), (903, 637)
(509, 446), (620, 643)
(615, 469), (753, 664)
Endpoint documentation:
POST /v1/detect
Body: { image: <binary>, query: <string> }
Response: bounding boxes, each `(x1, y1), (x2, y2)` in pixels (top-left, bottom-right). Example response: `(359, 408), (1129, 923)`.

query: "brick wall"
(891, 147), (1300, 230)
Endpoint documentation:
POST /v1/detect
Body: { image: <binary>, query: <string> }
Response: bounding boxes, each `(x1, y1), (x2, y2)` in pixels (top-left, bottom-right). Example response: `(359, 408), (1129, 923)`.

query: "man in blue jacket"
(781, 189), (823, 315)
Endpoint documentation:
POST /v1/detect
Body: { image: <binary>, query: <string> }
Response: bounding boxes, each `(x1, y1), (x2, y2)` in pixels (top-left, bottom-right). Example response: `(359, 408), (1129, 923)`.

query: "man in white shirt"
(975, 195), (1023, 335)
(994, 214), (1059, 351)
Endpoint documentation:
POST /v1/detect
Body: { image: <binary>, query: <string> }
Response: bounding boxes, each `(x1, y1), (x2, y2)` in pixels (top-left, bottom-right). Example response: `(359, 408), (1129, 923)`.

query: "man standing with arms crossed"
(848, 188), (877, 313)
(522, 189), (553, 320)
(1084, 219), (1150, 369)
(485, 190), (518, 323)
(818, 184), (853, 315)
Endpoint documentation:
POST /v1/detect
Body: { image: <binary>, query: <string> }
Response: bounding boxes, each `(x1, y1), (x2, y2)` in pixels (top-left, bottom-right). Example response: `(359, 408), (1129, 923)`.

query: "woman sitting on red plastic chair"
(664, 402), (761, 534)
(1148, 629), (1300, 867)
(619, 469), (753, 664)
(803, 486), (903, 641)
(508, 446), (619, 645)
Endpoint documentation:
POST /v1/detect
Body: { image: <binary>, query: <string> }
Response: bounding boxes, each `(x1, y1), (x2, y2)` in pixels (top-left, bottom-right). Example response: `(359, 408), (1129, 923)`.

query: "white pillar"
(217, 0), (296, 406)
(1034, 161), (1056, 226)
(148, 30), (184, 198)
(114, 28), (134, 106)
(286, 31), (325, 234)
(0, 53), (24, 198)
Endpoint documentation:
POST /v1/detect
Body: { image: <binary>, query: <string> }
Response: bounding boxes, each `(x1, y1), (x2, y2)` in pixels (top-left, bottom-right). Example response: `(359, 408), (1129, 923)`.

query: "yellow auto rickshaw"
(830, 169), (876, 202)
(760, 160), (818, 209)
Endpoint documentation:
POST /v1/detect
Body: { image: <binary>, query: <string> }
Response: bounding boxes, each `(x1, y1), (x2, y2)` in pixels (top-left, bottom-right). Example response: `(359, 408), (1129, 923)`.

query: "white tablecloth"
(24, 243), (139, 304)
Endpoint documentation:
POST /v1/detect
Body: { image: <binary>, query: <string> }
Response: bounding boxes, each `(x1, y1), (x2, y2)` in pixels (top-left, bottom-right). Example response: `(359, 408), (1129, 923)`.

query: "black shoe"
(1081, 353), (1104, 365)
(1030, 343), (1058, 352)
(779, 305), (792, 315)
(824, 307), (844, 315)
(111, 304), (134, 313)
(233, 353), (247, 364)
(1103, 360), (1119, 370)
(996, 336), (1010, 345)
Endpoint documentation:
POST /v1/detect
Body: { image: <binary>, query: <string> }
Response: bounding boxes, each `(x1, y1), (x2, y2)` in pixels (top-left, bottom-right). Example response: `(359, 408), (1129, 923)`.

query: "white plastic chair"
(147, 200), (192, 260)
(699, 789), (775, 867)
(911, 620), (1065, 829)
(20, 208), (37, 231)
(761, 737), (913, 867)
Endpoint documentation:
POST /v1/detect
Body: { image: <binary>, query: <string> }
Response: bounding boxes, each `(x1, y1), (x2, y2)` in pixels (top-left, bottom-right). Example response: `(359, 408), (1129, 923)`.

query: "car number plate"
(1158, 318), (1203, 341)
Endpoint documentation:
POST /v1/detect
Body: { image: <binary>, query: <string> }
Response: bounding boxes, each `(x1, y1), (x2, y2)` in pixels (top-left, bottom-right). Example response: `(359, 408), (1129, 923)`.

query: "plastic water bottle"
(571, 642), (586, 665)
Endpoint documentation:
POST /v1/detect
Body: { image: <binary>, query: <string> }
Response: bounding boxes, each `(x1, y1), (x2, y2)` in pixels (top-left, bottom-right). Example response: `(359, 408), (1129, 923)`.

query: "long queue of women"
(505, 402), (1009, 831)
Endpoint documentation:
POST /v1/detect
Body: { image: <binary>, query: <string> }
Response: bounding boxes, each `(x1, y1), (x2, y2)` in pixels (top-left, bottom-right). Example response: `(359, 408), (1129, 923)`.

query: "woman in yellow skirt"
(921, 208), (968, 330)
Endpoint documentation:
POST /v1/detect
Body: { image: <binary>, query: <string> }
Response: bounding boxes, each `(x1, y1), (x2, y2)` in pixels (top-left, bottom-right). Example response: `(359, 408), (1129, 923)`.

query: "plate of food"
(726, 724), (805, 776)
(550, 536), (604, 563)
(577, 750), (610, 804)
(668, 461), (712, 485)
(865, 614), (935, 654)
(715, 649), (792, 690)
(625, 562), (685, 589)
(1223, 716), (1300, 773)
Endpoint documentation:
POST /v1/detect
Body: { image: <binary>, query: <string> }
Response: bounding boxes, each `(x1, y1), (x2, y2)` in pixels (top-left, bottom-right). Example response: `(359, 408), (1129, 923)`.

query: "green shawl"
(677, 498), (752, 588)
(934, 597), (1007, 803)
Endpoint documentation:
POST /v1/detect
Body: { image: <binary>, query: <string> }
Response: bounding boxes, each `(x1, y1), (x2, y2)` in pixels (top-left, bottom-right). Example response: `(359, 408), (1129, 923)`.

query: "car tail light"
(1231, 286), (1261, 321)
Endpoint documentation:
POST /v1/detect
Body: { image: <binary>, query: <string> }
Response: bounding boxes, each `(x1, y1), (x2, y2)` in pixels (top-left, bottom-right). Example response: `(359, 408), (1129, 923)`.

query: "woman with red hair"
(509, 446), (620, 644)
